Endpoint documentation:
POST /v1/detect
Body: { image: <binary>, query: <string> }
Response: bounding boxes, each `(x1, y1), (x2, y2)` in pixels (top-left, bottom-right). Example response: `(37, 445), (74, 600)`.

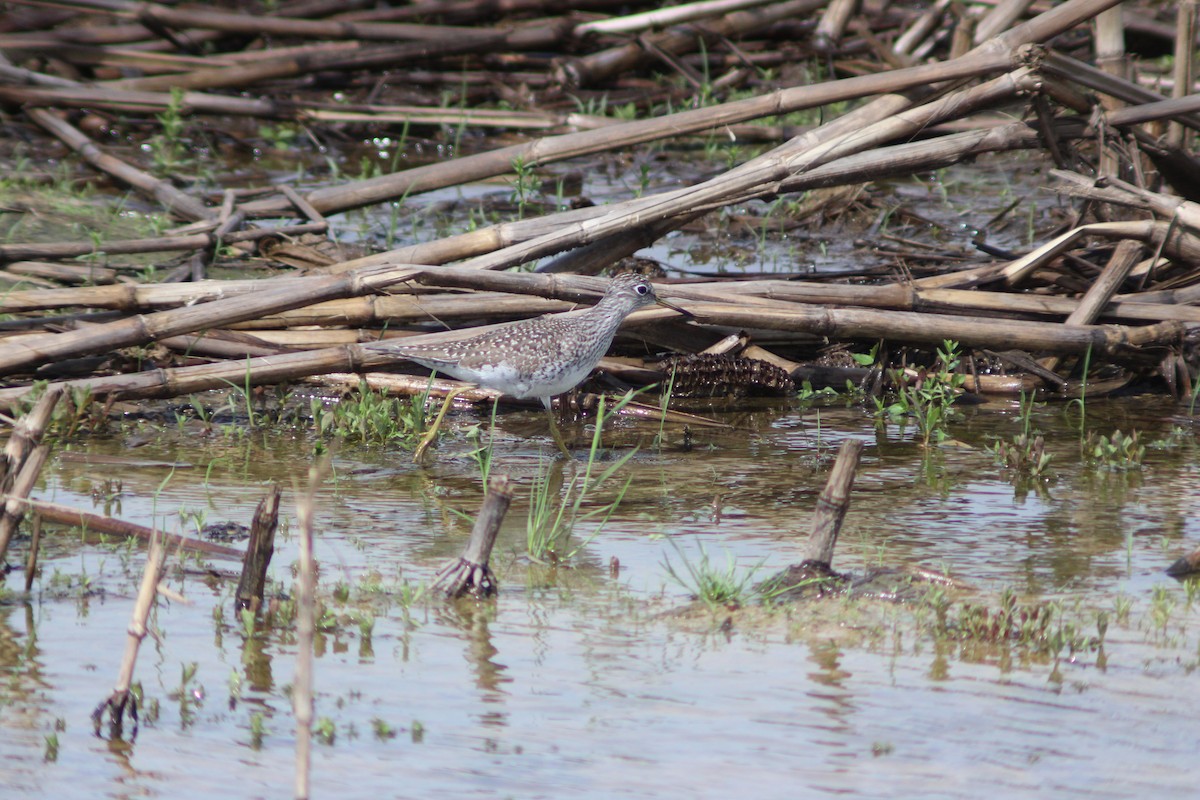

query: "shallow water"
(3, 393), (1199, 799)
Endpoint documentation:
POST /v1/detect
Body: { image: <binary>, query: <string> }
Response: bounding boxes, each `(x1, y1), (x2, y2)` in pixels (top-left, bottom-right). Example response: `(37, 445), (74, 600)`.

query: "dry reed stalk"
(0, 84), (285, 116)
(813, 0), (859, 51)
(1042, 51), (1200, 131)
(91, 535), (166, 739)
(803, 439), (863, 565)
(308, 371), (502, 405)
(575, 0), (777, 36)
(293, 461), (327, 800)
(684, 301), (1184, 356)
(240, 47), (1019, 217)
(561, 0), (825, 86)
(20, 496), (242, 557)
(236, 485), (280, 612)
(0, 277), (314, 314)
(232, 292), (573, 329)
(0, 222), (324, 264)
(6, 261), (118, 285)
(107, 33), (511, 93)
(1039, 239), (1143, 374)
(433, 474), (513, 598)
(974, 0), (1036, 44)
(1168, 1), (1197, 150)
(0, 445), (50, 566)
(0, 262), (427, 376)
(303, 105), (608, 132)
(135, 3), (498, 42)
(26, 109), (211, 222)
(2, 385), (62, 479)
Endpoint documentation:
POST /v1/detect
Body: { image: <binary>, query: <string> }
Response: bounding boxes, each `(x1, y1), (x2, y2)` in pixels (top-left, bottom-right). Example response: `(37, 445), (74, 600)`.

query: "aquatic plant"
(875, 340), (965, 446)
(991, 391), (1052, 476)
(1084, 429), (1145, 470)
(661, 539), (764, 611)
(526, 393), (636, 564)
(310, 380), (431, 448)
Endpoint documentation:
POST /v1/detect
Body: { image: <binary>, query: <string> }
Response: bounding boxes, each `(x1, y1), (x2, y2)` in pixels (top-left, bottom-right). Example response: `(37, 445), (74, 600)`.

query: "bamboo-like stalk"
(575, 0), (777, 36)
(136, 3), (500, 42)
(239, 45), (1019, 216)
(0, 84), (286, 117)
(26, 108), (211, 222)
(3, 385), (62, 481)
(0, 445), (50, 565)
(106, 32), (516, 93)
(0, 262), (427, 376)
(91, 535), (166, 739)
(0, 223), (323, 264)
(1168, 1), (1197, 150)
(23, 514), (42, 593)
(1039, 239), (1143, 374)
(6, 260), (117, 284)
(22, 496), (243, 557)
(803, 439), (863, 565)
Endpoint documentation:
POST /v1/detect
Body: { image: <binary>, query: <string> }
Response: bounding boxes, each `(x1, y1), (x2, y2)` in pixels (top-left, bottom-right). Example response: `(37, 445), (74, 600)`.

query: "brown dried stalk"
(92, 536), (167, 740)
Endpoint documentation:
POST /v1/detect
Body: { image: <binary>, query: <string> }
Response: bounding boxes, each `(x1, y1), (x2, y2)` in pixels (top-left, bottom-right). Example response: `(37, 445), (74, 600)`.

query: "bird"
(392, 273), (690, 457)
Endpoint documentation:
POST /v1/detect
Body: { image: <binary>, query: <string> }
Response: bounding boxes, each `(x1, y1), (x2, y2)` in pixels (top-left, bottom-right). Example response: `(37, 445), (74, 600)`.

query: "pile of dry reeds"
(0, 0), (1197, 410)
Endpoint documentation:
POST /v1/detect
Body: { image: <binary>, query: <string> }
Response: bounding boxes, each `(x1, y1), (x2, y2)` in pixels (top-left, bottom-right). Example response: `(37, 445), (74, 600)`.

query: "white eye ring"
(636, 284), (649, 295)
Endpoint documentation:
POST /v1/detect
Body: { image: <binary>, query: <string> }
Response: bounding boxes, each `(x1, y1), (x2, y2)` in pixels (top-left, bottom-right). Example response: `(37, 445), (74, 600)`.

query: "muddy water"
(2, 393), (1199, 799)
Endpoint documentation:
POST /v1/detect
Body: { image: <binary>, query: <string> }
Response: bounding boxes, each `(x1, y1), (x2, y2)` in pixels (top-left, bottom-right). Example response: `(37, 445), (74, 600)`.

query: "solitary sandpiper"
(392, 273), (690, 457)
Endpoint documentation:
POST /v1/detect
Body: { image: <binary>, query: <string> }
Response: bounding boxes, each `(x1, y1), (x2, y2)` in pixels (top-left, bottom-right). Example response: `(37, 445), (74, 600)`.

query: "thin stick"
(92, 534), (167, 739)
(26, 108), (211, 221)
(23, 513), (41, 593)
(294, 461), (328, 800)
(12, 495), (243, 558)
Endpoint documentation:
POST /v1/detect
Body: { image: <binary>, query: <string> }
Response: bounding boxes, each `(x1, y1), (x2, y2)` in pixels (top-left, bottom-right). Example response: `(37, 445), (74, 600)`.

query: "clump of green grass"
(526, 394), (635, 563)
(662, 540), (764, 611)
(310, 381), (431, 447)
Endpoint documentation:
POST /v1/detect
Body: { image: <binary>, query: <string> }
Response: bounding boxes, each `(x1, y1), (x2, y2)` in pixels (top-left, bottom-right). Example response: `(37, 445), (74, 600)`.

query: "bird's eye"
(636, 284), (649, 295)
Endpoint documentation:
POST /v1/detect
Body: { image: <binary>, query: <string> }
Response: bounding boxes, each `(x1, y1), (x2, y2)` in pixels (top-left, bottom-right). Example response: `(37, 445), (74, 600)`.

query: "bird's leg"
(413, 387), (467, 463)
(546, 409), (573, 458)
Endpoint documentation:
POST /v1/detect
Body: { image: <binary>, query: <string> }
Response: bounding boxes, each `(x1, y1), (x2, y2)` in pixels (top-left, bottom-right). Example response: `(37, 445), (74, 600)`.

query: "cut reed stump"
(803, 439), (864, 565)
(759, 439), (863, 600)
(236, 485), (281, 611)
(92, 536), (167, 739)
(433, 474), (513, 599)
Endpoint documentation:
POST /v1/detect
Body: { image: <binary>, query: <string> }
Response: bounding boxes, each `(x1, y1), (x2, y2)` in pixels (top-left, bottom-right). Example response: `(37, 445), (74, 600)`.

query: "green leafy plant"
(1084, 429), (1145, 470)
(311, 380), (432, 448)
(875, 340), (966, 446)
(991, 391), (1052, 476)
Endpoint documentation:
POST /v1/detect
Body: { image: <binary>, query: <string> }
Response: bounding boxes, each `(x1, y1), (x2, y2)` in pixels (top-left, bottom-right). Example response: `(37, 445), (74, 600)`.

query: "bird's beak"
(656, 296), (693, 319)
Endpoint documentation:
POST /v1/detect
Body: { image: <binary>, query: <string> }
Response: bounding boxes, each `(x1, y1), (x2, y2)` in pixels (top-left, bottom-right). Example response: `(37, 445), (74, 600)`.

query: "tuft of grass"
(526, 394), (635, 564)
(662, 539), (763, 611)
(311, 380), (431, 447)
